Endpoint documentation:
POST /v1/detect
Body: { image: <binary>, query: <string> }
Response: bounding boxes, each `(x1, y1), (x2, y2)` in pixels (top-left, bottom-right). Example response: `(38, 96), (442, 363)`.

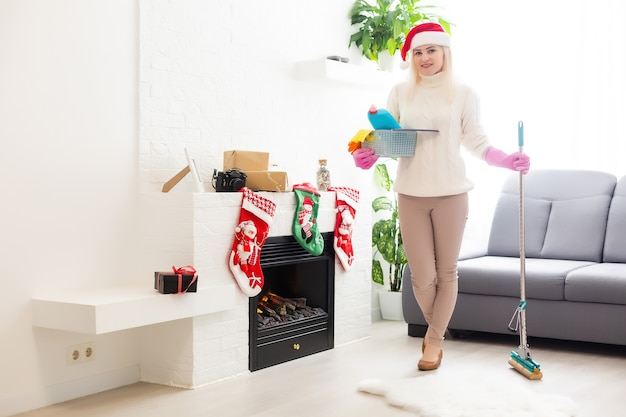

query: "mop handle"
(518, 121), (525, 298)
(518, 121), (526, 301)
(518, 121), (528, 348)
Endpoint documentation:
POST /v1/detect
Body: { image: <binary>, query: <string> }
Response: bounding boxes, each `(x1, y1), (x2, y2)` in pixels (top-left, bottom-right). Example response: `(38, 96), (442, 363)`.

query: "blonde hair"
(406, 46), (456, 102)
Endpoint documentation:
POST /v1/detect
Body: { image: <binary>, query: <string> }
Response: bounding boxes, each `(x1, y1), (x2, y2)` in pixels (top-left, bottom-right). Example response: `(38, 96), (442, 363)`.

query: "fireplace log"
(269, 297), (296, 313)
(268, 292), (307, 309)
(257, 314), (273, 326)
(259, 296), (288, 316)
(266, 300), (287, 316)
(286, 297), (307, 308)
(260, 295), (292, 315)
(258, 304), (281, 320)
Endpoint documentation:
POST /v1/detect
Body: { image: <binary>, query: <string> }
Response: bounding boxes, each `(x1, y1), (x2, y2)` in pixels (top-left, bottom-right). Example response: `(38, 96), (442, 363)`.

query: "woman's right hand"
(352, 148), (379, 170)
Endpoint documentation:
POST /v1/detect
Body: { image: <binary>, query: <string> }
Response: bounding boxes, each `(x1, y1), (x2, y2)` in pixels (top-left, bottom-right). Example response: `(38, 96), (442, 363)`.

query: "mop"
(507, 121), (543, 380)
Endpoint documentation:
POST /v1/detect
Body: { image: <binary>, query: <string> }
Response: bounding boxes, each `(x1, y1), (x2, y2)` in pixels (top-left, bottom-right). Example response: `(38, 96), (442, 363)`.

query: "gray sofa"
(402, 169), (626, 346)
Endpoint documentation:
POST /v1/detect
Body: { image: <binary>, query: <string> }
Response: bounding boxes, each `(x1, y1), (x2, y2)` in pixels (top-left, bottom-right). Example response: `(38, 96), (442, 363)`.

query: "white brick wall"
(139, 0), (391, 194)
(138, 0), (379, 388)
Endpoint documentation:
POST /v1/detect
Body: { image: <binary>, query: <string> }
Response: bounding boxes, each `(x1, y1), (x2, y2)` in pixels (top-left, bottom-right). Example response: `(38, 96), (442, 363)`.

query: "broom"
(507, 121), (543, 380)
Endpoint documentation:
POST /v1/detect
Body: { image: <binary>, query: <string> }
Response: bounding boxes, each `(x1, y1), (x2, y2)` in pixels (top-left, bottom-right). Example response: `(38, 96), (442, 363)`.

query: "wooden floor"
(13, 320), (626, 417)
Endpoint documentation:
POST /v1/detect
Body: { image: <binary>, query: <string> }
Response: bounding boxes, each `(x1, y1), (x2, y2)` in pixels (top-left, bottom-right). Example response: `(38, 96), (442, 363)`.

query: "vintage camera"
(212, 168), (247, 192)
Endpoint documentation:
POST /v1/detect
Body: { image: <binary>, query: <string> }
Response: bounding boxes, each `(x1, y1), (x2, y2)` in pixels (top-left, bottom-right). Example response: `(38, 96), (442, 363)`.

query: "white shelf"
(294, 58), (401, 87)
(32, 283), (241, 334)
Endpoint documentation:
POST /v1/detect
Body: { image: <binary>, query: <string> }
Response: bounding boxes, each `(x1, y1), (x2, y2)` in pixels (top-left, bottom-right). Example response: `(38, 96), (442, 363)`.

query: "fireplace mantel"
(30, 191), (349, 334)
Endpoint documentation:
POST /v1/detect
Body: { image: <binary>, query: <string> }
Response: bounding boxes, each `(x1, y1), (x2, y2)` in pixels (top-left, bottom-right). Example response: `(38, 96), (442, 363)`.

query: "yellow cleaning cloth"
(348, 129), (373, 153)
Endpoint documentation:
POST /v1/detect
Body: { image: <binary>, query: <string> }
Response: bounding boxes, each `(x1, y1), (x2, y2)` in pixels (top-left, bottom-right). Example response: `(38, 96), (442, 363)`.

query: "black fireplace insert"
(249, 232), (335, 371)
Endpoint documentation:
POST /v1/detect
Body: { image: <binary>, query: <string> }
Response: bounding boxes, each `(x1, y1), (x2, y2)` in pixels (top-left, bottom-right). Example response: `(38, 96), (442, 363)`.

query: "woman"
(353, 22), (530, 371)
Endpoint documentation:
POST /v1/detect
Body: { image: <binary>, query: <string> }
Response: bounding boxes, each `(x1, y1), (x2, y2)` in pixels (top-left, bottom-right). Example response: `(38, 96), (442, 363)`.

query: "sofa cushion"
(488, 195), (550, 258)
(565, 263), (626, 305)
(603, 176), (626, 262)
(541, 195), (612, 261)
(487, 170), (616, 262)
(457, 256), (595, 301)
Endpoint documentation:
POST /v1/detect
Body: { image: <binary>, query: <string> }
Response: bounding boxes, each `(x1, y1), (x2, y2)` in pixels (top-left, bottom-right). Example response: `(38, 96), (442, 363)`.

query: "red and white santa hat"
(400, 22), (451, 69)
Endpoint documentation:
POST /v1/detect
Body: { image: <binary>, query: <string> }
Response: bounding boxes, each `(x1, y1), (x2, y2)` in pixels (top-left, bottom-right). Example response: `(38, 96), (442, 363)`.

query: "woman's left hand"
(509, 152), (530, 174)
(485, 147), (530, 174)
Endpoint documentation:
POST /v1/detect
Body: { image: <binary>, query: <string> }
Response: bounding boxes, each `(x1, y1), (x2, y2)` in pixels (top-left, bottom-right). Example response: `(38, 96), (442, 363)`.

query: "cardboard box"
(154, 271), (198, 294)
(223, 150), (269, 171)
(245, 171), (289, 192)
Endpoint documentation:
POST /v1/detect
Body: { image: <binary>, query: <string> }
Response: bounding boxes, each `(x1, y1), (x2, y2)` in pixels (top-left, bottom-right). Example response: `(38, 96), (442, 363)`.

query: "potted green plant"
(348, 0), (451, 65)
(372, 159), (407, 285)
(371, 159), (407, 319)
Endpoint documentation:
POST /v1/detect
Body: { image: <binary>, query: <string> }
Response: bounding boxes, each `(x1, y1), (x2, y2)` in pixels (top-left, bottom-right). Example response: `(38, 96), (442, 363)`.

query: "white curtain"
(444, 0), (626, 242)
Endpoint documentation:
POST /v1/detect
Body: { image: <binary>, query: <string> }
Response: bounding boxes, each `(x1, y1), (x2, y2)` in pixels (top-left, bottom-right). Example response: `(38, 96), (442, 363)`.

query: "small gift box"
(154, 265), (198, 294)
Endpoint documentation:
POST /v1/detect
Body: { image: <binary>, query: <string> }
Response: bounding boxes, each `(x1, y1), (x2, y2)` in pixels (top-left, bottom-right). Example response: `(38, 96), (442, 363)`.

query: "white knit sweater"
(387, 72), (491, 197)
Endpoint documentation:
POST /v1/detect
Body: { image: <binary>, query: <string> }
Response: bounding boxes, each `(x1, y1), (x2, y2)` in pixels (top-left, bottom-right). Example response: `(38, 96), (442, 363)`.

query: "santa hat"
(303, 196), (313, 207)
(399, 22), (451, 70)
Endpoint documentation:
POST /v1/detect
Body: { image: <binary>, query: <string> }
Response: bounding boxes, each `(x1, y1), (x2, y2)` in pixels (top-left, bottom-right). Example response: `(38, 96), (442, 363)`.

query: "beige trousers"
(398, 192), (468, 348)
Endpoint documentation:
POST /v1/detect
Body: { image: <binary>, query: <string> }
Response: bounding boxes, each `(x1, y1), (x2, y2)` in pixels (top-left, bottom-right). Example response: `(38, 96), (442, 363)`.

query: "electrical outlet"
(66, 342), (95, 364)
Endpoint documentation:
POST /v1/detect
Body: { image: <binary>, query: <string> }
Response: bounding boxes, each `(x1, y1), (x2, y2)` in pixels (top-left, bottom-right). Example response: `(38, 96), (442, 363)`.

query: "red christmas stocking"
(328, 186), (360, 271)
(229, 187), (276, 297)
(292, 183), (324, 256)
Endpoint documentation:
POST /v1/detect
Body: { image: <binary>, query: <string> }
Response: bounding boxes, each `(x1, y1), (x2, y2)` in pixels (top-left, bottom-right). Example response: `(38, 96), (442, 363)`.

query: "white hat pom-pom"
(399, 60), (409, 70)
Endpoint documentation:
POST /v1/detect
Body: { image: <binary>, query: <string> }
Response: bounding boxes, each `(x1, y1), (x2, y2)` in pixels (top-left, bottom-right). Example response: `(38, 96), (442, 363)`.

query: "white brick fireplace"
(136, 190), (372, 387)
(131, 0), (376, 388)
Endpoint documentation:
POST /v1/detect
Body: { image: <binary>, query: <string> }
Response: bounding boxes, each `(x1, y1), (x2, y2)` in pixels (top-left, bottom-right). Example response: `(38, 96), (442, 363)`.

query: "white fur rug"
(357, 371), (577, 417)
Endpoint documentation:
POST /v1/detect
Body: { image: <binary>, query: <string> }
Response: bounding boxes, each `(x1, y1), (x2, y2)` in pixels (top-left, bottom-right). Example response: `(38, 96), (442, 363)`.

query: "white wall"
(2, 0), (625, 415)
(1, 0), (141, 415)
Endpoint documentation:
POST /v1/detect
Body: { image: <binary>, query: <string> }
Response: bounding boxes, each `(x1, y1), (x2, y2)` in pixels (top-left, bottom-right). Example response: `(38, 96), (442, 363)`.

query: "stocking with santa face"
(292, 183), (324, 256)
(229, 187), (276, 297)
(328, 186), (359, 270)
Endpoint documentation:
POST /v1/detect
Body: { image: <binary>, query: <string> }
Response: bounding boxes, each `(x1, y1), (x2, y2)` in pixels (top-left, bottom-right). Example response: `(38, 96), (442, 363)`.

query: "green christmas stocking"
(292, 182), (324, 256)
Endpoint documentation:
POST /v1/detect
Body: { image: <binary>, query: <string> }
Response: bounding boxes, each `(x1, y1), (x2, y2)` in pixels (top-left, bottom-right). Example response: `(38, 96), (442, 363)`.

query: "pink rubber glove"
(352, 147), (379, 170)
(484, 146), (530, 174)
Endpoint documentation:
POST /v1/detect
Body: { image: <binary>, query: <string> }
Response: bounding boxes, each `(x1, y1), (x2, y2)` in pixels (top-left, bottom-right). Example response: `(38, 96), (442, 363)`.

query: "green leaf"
(372, 196), (393, 213)
(371, 219), (383, 247)
(372, 219), (397, 265)
(372, 218), (394, 249)
(372, 259), (384, 285)
(374, 163), (392, 191)
(386, 38), (397, 54)
(397, 242), (407, 265)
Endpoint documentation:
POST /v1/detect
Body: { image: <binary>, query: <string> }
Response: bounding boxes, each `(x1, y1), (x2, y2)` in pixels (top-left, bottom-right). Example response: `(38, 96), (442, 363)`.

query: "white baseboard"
(0, 365), (140, 417)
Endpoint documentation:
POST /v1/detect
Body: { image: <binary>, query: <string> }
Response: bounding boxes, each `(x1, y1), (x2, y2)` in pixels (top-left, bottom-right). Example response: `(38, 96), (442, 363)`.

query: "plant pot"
(377, 50), (399, 72)
(379, 290), (404, 320)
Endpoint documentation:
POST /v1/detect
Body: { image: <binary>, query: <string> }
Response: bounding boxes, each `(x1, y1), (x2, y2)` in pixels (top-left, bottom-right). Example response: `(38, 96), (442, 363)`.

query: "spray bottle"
(367, 105), (401, 130)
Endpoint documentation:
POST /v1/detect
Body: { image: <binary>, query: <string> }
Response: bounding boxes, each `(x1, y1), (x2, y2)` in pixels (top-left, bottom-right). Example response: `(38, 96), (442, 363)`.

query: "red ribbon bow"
(171, 265), (197, 294)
